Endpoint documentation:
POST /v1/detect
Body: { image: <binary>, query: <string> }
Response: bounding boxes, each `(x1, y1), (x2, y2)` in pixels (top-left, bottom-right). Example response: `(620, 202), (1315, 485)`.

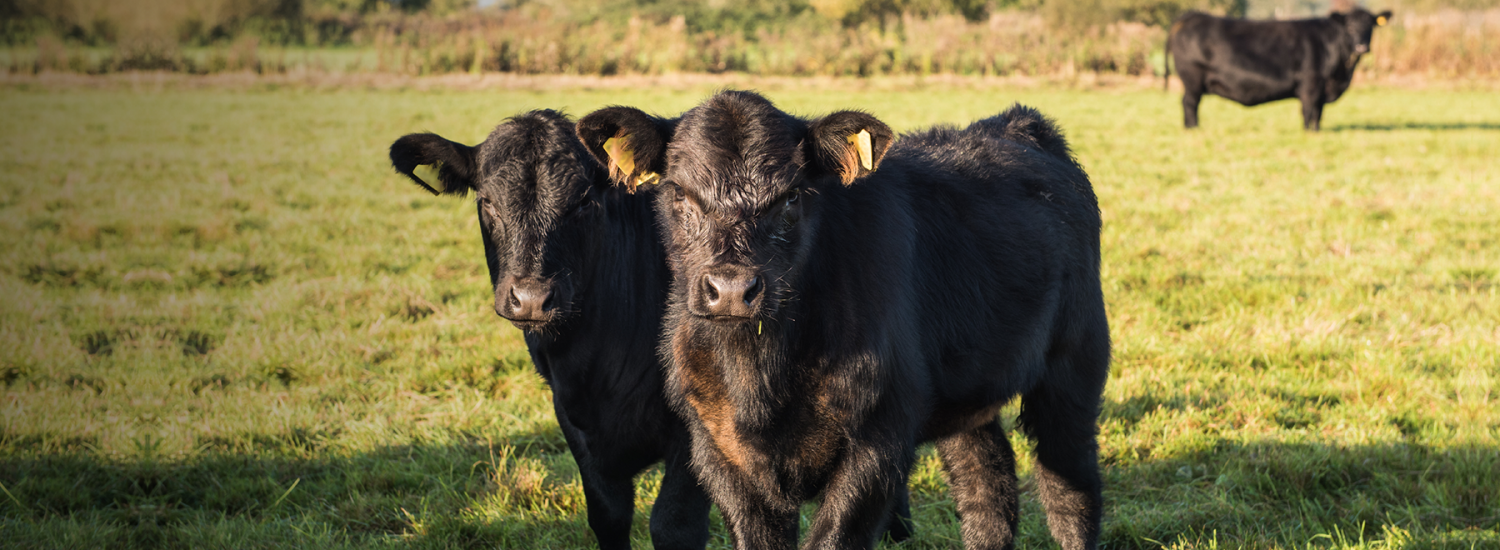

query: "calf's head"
(389, 110), (604, 332)
(1333, 7), (1393, 54)
(579, 91), (893, 325)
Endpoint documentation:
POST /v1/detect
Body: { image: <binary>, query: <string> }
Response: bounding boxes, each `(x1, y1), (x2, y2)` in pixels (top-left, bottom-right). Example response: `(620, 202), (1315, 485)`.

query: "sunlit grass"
(0, 82), (1494, 549)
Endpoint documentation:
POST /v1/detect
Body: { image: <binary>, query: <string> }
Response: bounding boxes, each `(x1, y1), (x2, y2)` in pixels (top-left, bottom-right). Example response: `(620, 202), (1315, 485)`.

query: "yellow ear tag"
(635, 171), (661, 187)
(603, 136), (636, 179)
(1376, 16), (1387, 25)
(847, 129), (873, 171)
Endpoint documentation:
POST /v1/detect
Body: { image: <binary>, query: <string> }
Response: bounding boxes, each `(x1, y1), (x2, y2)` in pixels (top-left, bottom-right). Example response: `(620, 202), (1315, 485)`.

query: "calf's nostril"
(703, 277), (722, 304)
(744, 276), (761, 305)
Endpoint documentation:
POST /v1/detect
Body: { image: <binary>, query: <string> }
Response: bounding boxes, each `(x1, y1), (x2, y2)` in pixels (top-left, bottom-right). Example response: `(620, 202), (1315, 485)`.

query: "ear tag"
(847, 129), (873, 171)
(635, 171), (661, 187)
(603, 136), (636, 179)
(415, 162), (443, 192)
(1376, 16), (1387, 25)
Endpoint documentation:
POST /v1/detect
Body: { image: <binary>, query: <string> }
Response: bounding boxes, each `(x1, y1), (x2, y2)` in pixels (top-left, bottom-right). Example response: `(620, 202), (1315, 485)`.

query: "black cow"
(579, 92), (1110, 550)
(387, 110), (711, 550)
(1167, 8), (1393, 130)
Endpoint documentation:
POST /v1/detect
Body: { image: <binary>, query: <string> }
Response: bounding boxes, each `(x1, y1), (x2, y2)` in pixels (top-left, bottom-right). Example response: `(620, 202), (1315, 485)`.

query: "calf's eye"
(782, 193), (802, 225)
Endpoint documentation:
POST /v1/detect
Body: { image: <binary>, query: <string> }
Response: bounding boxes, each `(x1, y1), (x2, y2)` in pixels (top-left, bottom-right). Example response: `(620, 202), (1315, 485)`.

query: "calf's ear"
(389, 133), (479, 196)
(809, 111), (894, 185)
(1376, 11), (1391, 25)
(577, 107), (675, 192)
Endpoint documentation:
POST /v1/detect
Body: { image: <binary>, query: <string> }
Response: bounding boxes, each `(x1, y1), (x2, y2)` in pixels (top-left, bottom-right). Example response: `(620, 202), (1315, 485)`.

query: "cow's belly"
(1206, 68), (1297, 107)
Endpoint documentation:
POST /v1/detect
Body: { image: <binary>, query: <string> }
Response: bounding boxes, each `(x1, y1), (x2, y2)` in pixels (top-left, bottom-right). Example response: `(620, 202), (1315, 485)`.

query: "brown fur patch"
(676, 340), (755, 473)
(794, 386), (844, 471)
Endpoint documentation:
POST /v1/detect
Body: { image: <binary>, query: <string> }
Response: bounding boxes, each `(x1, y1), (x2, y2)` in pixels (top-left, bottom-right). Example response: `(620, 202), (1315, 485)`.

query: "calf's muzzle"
(694, 266), (763, 320)
(497, 275), (557, 327)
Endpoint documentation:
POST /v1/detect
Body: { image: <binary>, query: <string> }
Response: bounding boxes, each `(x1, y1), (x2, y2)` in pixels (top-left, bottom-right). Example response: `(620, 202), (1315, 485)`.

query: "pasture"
(0, 81), (1494, 549)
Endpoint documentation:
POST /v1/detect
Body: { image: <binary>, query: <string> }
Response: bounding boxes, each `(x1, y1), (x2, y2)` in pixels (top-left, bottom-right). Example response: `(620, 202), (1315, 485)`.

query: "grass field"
(0, 80), (1495, 549)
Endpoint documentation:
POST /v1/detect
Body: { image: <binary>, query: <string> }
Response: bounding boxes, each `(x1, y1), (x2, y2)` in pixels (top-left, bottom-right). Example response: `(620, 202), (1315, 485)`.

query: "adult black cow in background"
(1166, 7), (1393, 130)
(579, 92), (1110, 550)
(387, 111), (711, 550)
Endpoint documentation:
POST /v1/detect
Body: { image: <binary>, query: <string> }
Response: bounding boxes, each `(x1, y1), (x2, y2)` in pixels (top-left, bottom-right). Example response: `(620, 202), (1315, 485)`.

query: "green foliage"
(0, 83), (1495, 548)
(1038, 0), (1244, 30)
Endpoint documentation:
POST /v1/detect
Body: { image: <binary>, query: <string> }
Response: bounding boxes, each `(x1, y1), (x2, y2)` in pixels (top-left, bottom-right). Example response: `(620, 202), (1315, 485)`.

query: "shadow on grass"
(1096, 440), (1496, 549)
(0, 426), (598, 550)
(1330, 122), (1500, 132)
(0, 429), (1494, 549)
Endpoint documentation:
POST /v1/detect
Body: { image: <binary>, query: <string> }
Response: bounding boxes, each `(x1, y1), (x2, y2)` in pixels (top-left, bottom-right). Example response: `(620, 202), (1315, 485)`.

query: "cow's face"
(390, 110), (603, 332)
(1335, 8), (1393, 54)
(579, 92), (892, 326)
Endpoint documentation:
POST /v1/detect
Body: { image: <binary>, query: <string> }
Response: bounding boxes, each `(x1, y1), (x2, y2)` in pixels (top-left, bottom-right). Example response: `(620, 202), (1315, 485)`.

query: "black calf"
(388, 110), (709, 550)
(580, 92), (1110, 550)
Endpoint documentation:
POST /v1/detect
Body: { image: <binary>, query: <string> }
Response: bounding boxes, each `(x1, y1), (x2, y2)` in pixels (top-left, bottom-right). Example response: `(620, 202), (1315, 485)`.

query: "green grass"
(0, 82), (1495, 549)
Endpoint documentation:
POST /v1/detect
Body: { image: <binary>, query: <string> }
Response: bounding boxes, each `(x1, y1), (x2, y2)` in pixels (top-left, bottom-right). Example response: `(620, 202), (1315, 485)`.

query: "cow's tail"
(1163, 22), (1174, 92)
(981, 104), (1076, 166)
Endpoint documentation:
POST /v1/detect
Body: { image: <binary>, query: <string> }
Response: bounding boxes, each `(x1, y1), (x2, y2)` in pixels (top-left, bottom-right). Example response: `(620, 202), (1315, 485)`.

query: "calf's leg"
(557, 410), (636, 550)
(650, 446), (712, 550)
(713, 489), (798, 550)
(1019, 345), (1108, 550)
(692, 443), (799, 550)
(803, 440), (914, 550)
(935, 419), (1020, 550)
(580, 471), (637, 550)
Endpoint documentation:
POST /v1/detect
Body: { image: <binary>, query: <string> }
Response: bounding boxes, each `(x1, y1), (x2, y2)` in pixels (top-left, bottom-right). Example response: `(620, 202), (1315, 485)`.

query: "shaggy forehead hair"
(667, 91), (807, 213)
(477, 110), (592, 221)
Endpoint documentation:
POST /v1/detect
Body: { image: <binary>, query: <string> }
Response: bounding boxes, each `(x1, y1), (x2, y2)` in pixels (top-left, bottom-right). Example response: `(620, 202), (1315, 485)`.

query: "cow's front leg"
(713, 486), (798, 550)
(802, 441), (914, 550)
(1298, 81), (1325, 131)
(692, 440), (799, 550)
(554, 406), (637, 550)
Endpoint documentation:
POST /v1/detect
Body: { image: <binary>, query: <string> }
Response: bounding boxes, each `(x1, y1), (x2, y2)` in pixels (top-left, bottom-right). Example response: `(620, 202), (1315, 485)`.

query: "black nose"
(699, 269), (762, 319)
(498, 277), (555, 324)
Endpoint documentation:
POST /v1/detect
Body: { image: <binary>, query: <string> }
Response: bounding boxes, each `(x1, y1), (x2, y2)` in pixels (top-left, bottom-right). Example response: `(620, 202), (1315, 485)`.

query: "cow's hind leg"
(649, 446), (712, 550)
(935, 419), (1020, 550)
(1019, 342), (1109, 550)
